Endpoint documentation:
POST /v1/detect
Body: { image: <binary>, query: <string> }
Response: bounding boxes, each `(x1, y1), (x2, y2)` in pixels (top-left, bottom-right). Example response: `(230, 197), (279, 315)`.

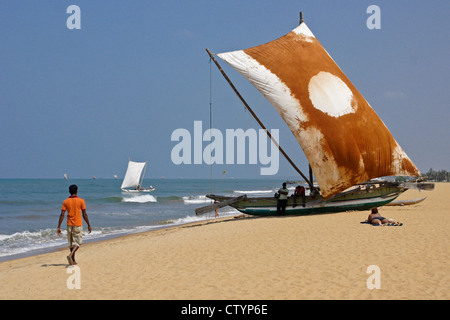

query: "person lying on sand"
(368, 207), (402, 226)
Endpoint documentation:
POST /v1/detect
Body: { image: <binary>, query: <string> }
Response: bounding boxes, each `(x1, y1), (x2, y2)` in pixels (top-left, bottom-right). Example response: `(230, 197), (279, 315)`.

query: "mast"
(206, 48), (314, 189)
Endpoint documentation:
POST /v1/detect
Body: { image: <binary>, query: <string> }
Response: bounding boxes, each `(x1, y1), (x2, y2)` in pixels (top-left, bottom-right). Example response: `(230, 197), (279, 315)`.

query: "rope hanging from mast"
(206, 48), (315, 191)
(209, 56), (212, 194)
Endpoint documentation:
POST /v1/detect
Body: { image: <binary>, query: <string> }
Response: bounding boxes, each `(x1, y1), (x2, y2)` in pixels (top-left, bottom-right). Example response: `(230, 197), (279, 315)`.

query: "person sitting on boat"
(293, 185), (306, 208)
(277, 183), (289, 215)
(368, 207), (402, 226)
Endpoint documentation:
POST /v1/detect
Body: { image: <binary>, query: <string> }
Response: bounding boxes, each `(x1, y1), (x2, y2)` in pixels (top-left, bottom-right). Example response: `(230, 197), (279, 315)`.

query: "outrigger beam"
(195, 195), (247, 215)
(206, 48), (315, 190)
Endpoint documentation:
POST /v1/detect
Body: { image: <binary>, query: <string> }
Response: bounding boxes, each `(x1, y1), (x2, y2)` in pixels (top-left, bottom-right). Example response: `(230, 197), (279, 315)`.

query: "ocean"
(0, 178), (287, 261)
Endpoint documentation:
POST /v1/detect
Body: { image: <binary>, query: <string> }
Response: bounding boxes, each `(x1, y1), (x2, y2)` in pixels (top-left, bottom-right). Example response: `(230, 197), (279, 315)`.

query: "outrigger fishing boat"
(196, 13), (433, 216)
(121, 159), (155, 193)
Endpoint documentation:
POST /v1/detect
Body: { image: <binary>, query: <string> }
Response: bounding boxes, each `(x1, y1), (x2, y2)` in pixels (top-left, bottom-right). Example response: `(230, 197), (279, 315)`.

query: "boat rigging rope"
(209, 57), (213, 196)
(208, 56), (265, 195)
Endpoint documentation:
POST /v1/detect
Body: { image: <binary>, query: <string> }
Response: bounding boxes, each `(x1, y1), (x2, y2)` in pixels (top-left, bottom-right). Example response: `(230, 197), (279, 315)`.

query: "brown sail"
(217, 22), (420, 199)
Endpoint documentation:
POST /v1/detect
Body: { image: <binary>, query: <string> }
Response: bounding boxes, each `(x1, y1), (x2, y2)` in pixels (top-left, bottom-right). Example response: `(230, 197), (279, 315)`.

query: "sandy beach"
(0, 183), (448, 300)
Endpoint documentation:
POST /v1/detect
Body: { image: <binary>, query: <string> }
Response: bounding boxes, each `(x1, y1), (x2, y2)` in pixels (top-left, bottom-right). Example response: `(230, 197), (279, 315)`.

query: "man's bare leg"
(68, 246), (79, 265)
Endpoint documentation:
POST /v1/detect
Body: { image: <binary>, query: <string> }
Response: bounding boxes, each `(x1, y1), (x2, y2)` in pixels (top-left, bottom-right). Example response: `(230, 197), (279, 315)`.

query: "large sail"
(217, 22), (420, 199)
(121, 161), (147, 190)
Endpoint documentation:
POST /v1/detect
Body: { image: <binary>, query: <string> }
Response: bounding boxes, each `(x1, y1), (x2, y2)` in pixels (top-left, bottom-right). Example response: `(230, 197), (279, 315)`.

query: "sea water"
(0, 178), (287, 261)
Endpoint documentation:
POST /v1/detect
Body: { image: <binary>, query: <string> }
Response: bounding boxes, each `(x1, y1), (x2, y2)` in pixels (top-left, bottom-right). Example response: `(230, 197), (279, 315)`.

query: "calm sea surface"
(0, 178), (286, 261)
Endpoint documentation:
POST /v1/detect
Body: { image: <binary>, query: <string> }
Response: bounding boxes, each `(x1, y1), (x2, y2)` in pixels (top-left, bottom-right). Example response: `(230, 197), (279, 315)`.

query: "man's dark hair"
(69, 184), (78, 195)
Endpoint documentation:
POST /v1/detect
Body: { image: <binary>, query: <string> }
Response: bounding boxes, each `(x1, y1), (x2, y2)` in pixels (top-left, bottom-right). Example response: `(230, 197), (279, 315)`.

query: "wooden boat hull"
(207, 186), (405, 216)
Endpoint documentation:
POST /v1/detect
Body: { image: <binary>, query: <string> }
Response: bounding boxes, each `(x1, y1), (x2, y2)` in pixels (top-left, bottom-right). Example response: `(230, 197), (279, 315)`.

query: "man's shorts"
(67, 225), (83, 248)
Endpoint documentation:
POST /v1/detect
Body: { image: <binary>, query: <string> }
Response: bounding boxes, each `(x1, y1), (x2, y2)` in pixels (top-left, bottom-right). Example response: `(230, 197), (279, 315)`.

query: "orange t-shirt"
(62, 196), (86, 226)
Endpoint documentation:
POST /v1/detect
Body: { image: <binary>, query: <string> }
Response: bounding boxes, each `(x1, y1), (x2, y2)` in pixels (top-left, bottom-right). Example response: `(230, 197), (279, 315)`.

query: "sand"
(0, 183), (448, 300)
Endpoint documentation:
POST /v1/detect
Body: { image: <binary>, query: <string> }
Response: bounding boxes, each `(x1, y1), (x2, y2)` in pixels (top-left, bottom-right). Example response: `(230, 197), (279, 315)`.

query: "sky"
(0, 0), (449, 179)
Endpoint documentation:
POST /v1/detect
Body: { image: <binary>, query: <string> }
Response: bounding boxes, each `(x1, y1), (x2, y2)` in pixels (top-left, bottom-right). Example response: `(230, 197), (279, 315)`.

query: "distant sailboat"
(121, 160), (155, 192)
(64, 173), (68, 181)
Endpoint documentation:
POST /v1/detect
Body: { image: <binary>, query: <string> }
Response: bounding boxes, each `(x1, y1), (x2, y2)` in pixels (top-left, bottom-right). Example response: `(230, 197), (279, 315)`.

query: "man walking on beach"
(57, 184), (92, 265)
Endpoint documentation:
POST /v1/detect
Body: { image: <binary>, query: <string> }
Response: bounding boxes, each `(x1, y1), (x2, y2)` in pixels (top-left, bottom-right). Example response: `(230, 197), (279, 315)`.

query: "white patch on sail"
(298, 127), (340, 193)
(308, 72), (356, 118)
(217, 50), (309, 126)
(292, 23), (315, 42)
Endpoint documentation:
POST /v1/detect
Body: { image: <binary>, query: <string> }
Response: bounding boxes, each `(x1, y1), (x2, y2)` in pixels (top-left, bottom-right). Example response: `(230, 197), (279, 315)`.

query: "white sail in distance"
(121, 161), (147, 190)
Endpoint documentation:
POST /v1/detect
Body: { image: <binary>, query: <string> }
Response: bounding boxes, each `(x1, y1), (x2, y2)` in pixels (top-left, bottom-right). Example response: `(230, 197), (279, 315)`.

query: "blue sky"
(0, 0), (448, 179)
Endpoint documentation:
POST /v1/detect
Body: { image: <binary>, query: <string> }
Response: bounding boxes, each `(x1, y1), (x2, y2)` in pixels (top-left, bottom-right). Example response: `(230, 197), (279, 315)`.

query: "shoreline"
(1, 184), (448, 300)
(0, 213), (229, 263)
